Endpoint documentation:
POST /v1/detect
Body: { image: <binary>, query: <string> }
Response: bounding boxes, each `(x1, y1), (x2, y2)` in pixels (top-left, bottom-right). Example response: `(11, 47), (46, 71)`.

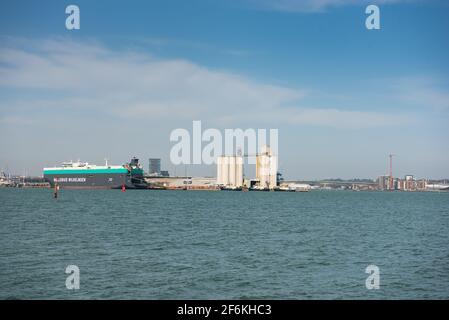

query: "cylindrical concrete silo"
(216, 156), (223, 185)
(222, 156), (229, 186)
(229, 156), (236, 187)
(235, 156), (243, 187)
(269, 155), (278, 188)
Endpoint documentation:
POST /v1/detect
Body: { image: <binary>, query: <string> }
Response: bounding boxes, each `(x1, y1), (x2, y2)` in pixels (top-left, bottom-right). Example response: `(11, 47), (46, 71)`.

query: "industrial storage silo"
(216, 156), (223, 185)
(256, 145), (278, 189)
(268, 155), (278, 188)
(229, 156), (236, 186)
(221, 156), (229, 186)
(216, 155), (244, 188)
(235, 156), (243, 187)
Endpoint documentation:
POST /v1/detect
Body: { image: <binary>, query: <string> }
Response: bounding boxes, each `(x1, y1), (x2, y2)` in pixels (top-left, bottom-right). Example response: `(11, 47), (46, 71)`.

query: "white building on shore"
(256, 145), (278, 189)
(216, 155), (244, 188)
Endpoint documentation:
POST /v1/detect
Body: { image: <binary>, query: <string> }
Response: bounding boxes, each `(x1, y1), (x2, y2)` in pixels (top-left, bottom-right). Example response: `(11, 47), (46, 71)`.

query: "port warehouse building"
(145, 176), (217, 190)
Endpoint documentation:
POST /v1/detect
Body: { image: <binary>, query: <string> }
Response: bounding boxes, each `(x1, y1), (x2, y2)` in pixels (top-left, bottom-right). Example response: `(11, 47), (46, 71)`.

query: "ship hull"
(44, 173), (144, 189)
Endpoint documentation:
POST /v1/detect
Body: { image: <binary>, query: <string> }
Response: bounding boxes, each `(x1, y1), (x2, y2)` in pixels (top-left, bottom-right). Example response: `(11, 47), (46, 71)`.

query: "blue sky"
(0, 0), (448, 179)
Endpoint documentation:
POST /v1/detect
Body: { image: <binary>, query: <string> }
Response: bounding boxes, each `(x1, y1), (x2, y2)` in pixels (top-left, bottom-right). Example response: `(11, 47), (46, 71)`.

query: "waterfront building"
(160, 170), (170, 177)
(256, 145), (278, 189)
(377, 175), (390, 190)
(148, 158), (161, 176)
(417, 179), (427, 190)
(404, 175), (415, 191)
(145, 176), (216, 190)
(216, 155), (244, 188)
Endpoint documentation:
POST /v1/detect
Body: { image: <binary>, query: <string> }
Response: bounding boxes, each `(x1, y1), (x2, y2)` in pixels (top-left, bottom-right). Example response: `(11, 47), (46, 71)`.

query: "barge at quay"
(43, 157), (147, 189)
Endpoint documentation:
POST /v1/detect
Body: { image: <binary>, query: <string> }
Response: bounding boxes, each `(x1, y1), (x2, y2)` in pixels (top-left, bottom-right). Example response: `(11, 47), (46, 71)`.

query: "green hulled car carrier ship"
(43, 157), (147, 189)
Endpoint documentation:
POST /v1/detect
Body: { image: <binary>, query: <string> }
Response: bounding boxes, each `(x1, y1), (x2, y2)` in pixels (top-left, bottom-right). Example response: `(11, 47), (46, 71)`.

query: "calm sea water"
(0, 188), (448, 299)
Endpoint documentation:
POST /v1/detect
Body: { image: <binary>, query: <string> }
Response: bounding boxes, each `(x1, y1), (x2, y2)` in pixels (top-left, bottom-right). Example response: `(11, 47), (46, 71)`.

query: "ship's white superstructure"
(0, 171), (12, 186)
(44, 160), (124, 172)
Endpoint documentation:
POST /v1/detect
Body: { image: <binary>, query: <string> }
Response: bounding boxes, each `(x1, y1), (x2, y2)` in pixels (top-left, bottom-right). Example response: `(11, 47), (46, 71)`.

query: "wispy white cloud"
(0, 38), (412, 129)
(134, 36), (253, 58)
(276, 107), (412, 128)
(393, 77), (449, 112)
